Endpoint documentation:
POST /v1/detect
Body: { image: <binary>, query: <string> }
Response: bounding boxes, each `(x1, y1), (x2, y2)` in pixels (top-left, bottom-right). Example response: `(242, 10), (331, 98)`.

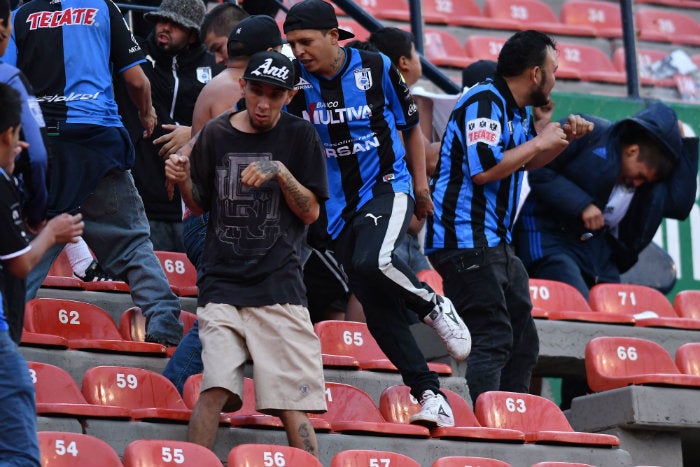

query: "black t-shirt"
(191, 111), (328, 307)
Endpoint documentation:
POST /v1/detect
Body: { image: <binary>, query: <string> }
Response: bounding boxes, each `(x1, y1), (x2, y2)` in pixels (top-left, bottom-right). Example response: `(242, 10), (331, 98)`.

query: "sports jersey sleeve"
(463, 93), (506, 177)
(382, 57), (419, 131)
(107, 0), (146, 73)
(0, 174), (31, 260)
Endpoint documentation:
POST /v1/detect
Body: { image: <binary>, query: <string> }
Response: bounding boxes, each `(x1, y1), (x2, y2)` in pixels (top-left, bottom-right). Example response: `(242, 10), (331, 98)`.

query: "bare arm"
(164, 153), (202, 215)
(6, 213), (83, 278)
(122, 65), (157, 138)
(403, 125), (433, 219)
(240, 160), (320, 225)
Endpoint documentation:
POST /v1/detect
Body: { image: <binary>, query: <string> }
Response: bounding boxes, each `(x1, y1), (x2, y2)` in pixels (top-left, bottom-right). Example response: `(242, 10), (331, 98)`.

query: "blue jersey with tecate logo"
(5, 0), (145, 126)
(286, 48), (419, 239)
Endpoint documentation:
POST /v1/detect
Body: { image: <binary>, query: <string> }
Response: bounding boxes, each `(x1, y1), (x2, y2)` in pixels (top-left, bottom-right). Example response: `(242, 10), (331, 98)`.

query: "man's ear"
(284, 89), (298, 105)
(531, 66), (540, 85)
(398, 55), (410, 74)
(239, 78), (247, 91)
(0, 126), (14, 147)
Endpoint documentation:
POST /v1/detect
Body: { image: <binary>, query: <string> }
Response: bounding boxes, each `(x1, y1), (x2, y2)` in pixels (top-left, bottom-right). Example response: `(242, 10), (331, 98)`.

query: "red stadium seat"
(484, 0), (597, 36)
(314, 320), (451, 375)
(28, 361), (130, 419)
(673, 289), (700, 319)
(319, 382), (430, 437)
(123, 439), (224, 467)
(38, 431), (123, 467)
(528, 278), (634, 324)
(635, 8), (700, 46)
(21, 330), (68, 348)
(119, 307), (195, 356)
(154, 251), (198, 297)
(427, 0), (521, 29)
(229, 444), (323, 467)
(612, 47), (675, 87)
(338, 19), (370, 42)
(560, 0), (622, 37)
(556, 42), (626, 83)
(42, 249), (84, 289)
(424, 29), (473, 69)
(589, 283), (700, 329)
(532, 463), (595, 467)
(675, 342), (700, 376)
(330, 449), (421, 467)
(379, 385), (525, 442)
(82, 365), (192, 422)
(475, 391), (620, 446)
(416, 269), (444, 296)
(464, 35), (507, 63)
(433, 456), (513, 467)
(585, 336), (700, 392)
(24, 298), (167, 355)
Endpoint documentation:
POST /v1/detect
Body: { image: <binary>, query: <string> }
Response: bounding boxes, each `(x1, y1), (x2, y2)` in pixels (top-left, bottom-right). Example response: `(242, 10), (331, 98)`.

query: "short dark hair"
(0, 83), (21, 134)
(200, 3), (249, 40)
(0, 0), (9, 25)
(369, 27), (414, 67)
(345, 39), (378, 53)
(496, 30), (556, 78)
(619, 121), (676, 181)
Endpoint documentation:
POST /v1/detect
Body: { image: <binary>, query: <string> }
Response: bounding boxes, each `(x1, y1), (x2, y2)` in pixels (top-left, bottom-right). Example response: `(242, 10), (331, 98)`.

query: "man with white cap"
(166, 50), (328, 457)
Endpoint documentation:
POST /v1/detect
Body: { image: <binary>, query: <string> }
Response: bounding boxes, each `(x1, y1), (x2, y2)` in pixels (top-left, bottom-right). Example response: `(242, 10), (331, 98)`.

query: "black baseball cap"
(462, 60), (497, 88)
(243, 51), (296, 90)
(283, 0), (355, 40)
(228, 15), (284, 58)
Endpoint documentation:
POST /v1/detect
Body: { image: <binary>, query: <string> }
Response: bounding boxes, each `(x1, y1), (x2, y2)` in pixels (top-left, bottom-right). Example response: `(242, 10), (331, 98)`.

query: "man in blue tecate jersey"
(5, 0), (184, 346)
(426, 30), (593, 404)
(284, 0), (471, 427)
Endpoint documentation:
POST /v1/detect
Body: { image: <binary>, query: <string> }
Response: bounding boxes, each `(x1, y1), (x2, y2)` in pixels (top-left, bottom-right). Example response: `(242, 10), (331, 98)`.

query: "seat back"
(560, 0), (622, 36)
(38, 431), (123, 467)
(379, 384), (480, 427)
(322, 382), (386, 424)
(120, 307), (196, 342)
(557, 42), (618, 74)
(464, 35), (507, 61)
(82, 365), (189, 410)
(423, 29), (471, 67)
(585, 336), (681, 391)
(25, 298), (123, 340)
(528, 278), (591, 312)
(124, 439), (223, 467)
(228, 443), (322, 467)
(531, 463), (595, 467)
(416, 269), (445, 296)
(183, 373), (259, 415)
(28, 361), (89, 405)
(589, 283), (677, 317)
(314, 320), (390, 366)
(613, 47), (670, 78)
(154, 251), (198, 295)
(485, 0), (558, 23)
(475, 391), (574, 433)
(433, 456), (512, 467)
(676, 342), (700, 376)
(636, 8), (700, 41)
(337, 19), (370, 42)
(330, 449), (421, 467)
(673, 290), (700, 319)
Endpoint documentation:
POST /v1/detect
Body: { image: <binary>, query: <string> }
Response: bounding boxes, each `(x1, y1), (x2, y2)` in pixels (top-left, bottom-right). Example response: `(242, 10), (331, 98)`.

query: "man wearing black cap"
(127, 0), (224, 252)
(283, 0), (471, 427)
(165, 50), (328, 457)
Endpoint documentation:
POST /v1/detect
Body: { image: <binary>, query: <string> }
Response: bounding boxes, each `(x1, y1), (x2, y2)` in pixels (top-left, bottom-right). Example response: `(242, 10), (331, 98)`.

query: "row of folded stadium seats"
(37, 432), (599, 467)
(324, 0), (700, 45)
(30, 361), (619, 449)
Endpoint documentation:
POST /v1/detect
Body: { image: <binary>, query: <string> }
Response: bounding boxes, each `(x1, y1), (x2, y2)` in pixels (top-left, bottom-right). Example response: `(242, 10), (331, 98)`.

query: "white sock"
(64, 237), (94, 276)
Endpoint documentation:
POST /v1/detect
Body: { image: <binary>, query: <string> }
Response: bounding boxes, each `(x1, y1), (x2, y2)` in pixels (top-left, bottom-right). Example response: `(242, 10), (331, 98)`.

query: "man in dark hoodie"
(513, 102), (699, 406)
(129, 0), (224, 251)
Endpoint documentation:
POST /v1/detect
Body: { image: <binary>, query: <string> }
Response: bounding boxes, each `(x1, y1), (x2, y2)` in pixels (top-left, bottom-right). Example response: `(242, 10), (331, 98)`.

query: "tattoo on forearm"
(297, 422), (316, 455)
(282, 172), (311, 213)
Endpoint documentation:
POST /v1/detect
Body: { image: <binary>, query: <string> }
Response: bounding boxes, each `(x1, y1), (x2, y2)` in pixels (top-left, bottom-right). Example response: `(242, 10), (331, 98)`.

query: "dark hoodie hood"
(614, 102), (683, 163)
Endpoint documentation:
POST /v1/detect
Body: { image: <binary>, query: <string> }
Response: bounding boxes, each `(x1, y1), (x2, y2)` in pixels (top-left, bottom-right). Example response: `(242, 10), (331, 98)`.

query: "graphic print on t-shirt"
(216, 152), (281, 256)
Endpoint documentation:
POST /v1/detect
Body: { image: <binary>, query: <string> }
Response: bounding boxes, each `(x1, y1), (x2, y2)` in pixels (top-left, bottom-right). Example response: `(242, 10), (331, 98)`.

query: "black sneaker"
(74, 260), (114, 282)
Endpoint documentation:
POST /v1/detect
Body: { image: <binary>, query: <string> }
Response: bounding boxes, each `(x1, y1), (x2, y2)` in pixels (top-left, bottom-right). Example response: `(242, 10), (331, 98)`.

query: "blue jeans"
(148, 220), (185, 253)
(163, 320), (202, 394)
(431, 243), (539, 403)
(182, 212), (208, 270)
(25, 170), (183, 345)
(393, 233), (431, 274)
(0, 332), (40, 467)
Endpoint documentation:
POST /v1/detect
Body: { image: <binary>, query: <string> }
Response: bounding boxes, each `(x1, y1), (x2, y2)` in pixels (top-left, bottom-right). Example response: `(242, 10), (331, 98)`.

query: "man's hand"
(46, 213), (84, 244)
(536, 122), (570, 153)
(414, 187), (434, 220)
(581, 203), (604, 231)
(164, 154), (190, 201)
(154, 124), (192, 158)
(241, 160), (281, 188)
(139, 105), (157, 138)
(562, 114), (594, 142)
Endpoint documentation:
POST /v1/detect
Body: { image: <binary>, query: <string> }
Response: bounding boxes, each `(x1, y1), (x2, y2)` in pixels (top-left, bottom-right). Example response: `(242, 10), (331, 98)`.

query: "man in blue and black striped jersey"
(5, 0), (185, 346)
(426, 30), (594, 404)
(284, 0), (471, 427)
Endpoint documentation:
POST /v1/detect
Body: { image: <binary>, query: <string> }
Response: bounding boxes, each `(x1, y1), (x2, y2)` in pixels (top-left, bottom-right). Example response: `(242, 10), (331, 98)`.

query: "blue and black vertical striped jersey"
(5, 0), (145, 126)
(286, 47), (419, 240)
(426, 75), (535, 251)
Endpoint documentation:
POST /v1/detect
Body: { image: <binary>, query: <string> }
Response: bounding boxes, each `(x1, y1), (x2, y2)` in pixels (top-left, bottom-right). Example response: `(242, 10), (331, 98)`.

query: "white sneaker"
(409, 390), (455, 427)
(424, 296), (471, 361)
